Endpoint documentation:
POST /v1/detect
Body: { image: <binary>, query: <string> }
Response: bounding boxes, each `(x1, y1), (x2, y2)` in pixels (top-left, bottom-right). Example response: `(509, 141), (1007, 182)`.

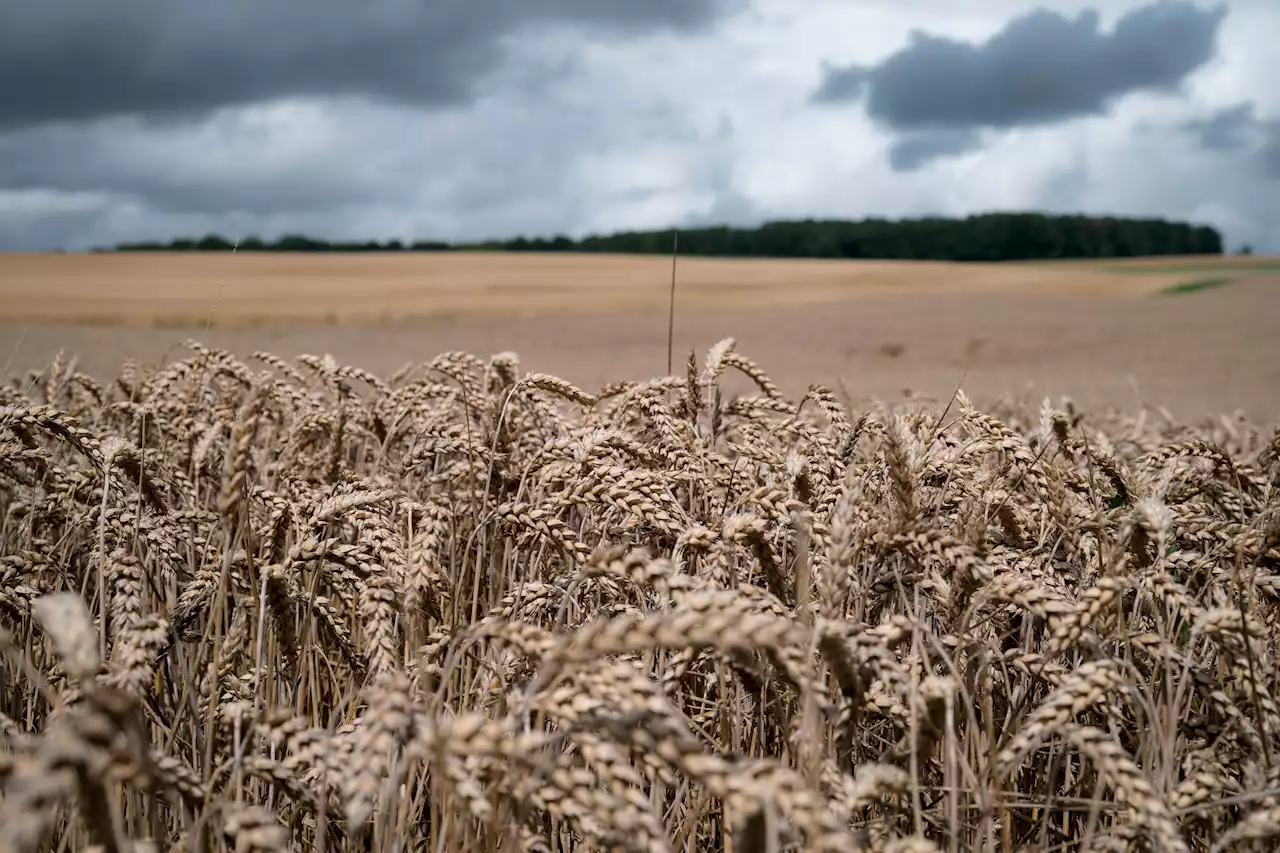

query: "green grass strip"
(1112, 260), (1280, 275)
(1160, 277), (1234, 295)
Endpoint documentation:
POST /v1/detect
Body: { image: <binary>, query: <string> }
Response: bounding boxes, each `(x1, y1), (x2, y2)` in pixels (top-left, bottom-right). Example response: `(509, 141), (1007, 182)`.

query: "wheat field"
(4, 253), (1280, 421)
(1, 252), (1262, 326)
(1, 336), (1278, 853)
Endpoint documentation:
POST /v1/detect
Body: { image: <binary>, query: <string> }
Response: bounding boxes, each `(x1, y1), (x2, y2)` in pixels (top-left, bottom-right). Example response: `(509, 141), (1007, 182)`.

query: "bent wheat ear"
(32, 592), (100, 680)
(1210, 805), (1280, 853)
(521, 373), (596, 407)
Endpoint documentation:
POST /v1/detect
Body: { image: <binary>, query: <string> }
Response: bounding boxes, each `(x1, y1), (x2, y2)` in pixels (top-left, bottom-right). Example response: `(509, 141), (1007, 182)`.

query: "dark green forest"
(113, 212), (1223, 261)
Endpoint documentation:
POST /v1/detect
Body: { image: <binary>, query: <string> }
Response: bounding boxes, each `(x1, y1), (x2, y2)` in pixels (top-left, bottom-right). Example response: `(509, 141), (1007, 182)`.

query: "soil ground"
(2, 252), (1278, 420)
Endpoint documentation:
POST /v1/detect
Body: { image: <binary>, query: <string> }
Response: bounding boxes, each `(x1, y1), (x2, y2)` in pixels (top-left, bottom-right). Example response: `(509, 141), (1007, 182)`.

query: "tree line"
(112, 212), (1223, 261)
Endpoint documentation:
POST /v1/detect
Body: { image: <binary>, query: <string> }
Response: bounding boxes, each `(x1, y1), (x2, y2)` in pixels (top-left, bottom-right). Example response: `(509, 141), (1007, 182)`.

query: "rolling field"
(1, 251), (1278, 419)
(0, 251), (1275, 325)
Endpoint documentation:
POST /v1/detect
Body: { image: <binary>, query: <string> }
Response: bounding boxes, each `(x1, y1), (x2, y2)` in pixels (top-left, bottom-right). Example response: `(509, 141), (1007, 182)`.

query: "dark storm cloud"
(1181, 102), (1259, 151)
(0, 118), (386, 215)
(814, 1), (1228, 132)
(0, 85), (745, 250)
(0, 0), (737, 128)
(887, 129), (983, 172)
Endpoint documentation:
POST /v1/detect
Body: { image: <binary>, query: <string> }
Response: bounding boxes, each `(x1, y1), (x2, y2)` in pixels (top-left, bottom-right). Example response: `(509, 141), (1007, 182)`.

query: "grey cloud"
(676, 177), (763, 230)
(887, 129), (984, 172)
(1259, 130), (1280, 180)
(2, 0), (1275, 256)
(0, 113), (397, 216)
(675, 116), (762, 229)
(0, 111), (569, 247)
(0, 192), (120, 252)
(0, 0), (737, 128)
(0, 78), (744, 250)
(1181, 102), (1259, 151)
(811, 64), (865, 104)
(1175, 101), (1280, 180)
(814, 1), (1228, 132)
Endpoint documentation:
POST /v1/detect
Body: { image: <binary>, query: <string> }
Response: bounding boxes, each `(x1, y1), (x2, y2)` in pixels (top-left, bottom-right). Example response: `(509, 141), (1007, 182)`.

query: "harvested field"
(0, 252), (1274, 325)
(1, 336), (1278, 853)
(2, 252), (1278, 420)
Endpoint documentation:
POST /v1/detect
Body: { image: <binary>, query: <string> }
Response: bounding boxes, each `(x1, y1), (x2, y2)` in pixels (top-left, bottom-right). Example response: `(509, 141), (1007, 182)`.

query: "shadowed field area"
(2, 252), (1278, 419)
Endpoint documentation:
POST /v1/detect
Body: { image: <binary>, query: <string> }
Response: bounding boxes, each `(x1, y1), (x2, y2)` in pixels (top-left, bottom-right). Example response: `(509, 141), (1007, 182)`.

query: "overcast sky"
(2, 0), (1277, 252)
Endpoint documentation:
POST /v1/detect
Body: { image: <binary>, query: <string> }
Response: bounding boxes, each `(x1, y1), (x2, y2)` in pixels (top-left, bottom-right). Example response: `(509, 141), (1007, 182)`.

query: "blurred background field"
(2, 251), (1278, 420)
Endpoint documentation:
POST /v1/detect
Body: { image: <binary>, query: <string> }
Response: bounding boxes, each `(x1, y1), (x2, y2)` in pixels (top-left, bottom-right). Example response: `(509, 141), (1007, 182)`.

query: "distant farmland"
(0, 251), (1271, 326)
(1, 251), (1276, 418)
